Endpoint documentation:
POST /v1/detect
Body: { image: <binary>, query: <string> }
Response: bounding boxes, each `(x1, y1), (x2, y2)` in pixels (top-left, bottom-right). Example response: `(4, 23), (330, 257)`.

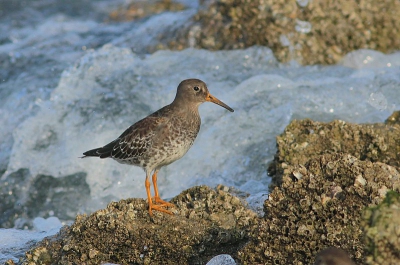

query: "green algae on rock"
(362, 191), (400, 265)
(238, 153), (400, 264)
(21, 185), (257, 265)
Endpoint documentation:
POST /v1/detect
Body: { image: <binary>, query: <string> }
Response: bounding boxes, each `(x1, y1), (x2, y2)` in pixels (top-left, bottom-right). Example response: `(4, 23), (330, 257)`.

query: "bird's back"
(82, 104), (201, 171)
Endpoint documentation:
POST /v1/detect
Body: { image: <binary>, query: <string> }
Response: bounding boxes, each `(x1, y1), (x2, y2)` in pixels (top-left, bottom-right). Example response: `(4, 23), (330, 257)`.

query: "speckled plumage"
(83, 79), (234, 215)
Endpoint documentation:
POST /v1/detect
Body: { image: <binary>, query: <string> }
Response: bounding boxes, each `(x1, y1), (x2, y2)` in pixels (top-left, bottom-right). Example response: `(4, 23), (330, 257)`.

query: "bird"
(82, 79), (234, 216)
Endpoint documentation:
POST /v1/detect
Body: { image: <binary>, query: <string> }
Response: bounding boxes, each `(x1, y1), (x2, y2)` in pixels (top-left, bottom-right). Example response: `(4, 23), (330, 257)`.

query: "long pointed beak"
(205, 93), (234, 112)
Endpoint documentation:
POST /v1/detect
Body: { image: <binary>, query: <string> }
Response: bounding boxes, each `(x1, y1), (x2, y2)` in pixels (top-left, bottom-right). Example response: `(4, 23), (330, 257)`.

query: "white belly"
(155, 139), (193, 168)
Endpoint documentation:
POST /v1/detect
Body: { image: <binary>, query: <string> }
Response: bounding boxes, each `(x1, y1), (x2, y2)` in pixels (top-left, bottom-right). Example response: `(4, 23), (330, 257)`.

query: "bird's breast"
(148, 112), (200, 168)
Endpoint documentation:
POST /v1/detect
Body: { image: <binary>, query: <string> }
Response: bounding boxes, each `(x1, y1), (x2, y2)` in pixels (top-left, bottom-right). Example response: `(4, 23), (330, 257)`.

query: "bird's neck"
(170, 99), (200, 116)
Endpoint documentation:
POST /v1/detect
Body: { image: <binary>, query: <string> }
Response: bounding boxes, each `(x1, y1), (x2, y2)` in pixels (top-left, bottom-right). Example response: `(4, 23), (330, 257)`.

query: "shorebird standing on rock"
(82, 79), (234, 215)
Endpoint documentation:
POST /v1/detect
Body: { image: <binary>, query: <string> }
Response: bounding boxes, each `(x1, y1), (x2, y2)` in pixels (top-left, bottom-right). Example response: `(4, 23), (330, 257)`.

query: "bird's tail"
(81, 140), (116, 159)
(81, 147), (103, 158)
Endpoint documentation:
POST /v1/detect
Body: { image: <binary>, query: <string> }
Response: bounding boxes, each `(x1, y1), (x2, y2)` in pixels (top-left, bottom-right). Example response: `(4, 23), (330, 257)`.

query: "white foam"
(341, 49), (400, 69)
(0, 217), (62, 263)
(32, 217), (63, 232)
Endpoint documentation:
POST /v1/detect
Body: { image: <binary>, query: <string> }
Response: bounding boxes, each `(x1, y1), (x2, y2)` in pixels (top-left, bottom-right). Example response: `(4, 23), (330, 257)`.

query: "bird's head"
(174, 79), (234, 112)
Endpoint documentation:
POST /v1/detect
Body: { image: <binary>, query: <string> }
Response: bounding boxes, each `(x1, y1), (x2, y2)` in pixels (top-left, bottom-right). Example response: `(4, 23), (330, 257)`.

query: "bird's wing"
(95, 114), (170, 160)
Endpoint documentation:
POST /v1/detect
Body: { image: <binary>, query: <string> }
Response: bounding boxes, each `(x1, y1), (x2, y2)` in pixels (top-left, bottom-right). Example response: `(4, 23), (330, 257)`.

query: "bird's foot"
(152, 196), (176, 208)
(147, 196), (175, 216)
(149, 204), (174, 216)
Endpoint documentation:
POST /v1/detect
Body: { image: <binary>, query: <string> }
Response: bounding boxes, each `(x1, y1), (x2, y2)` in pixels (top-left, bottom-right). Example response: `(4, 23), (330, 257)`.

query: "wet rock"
(4, 260), (16, 265)
(314, 247), (355, 265)
(108, 0), (186, 22)
(169, 0), (400, 65)
(238, 153), (400, 264)
(0, 170), (90, 229)
(0, 169), (30, 228)
(25, 173), (90, 222)
(269, 117), (400, 187)
(385, 110), (400, 126)
(21, 185), (257, 265)
(362, 191), (400, 265)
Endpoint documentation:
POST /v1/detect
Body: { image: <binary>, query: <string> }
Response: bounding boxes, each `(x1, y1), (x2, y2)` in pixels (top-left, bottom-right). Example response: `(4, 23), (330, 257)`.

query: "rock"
(269, 117), (400, 187)
(238, 113), (400, 264)
(385, 110), (400, 126)
(362, 191), (400, 265)
(0, 169), (90, 229)
(238, 153), (400, 264)
(108, 0), (186, 22)
(169, 0), (400, 65)
(21, 185), (257, 265)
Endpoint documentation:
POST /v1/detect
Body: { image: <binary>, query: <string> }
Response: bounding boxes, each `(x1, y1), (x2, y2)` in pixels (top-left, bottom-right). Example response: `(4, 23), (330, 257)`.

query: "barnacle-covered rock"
(270, 117), (400, 187)
(169, 0), (400, 65)
(21, 185), (257, 265)
(238, 153), (400, 264)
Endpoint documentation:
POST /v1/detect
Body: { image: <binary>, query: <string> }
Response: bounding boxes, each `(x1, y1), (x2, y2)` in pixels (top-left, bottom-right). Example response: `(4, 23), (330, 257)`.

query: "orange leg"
(145, 174), (173, 216)
(152, 170), (175, 208)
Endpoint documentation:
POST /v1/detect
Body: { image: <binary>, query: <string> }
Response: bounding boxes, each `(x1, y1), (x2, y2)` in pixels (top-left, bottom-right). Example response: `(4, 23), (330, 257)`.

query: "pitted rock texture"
(21, 185), (257, 265)
(270, 118), (400, 187)
(238, 153), (400, 264)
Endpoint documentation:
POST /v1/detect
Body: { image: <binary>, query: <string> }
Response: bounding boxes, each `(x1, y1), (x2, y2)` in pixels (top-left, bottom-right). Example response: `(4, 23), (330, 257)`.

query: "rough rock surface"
(168, 0), (400, 65)
(238, 153), (400, 264)
(21, 185), (257, 265)
(362, 191), (400, 265)
(269, 119), (400, 187)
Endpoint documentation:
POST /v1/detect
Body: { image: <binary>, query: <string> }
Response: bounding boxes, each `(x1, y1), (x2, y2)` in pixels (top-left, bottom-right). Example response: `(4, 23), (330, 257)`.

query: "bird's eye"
(193, 86), (200, 91)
